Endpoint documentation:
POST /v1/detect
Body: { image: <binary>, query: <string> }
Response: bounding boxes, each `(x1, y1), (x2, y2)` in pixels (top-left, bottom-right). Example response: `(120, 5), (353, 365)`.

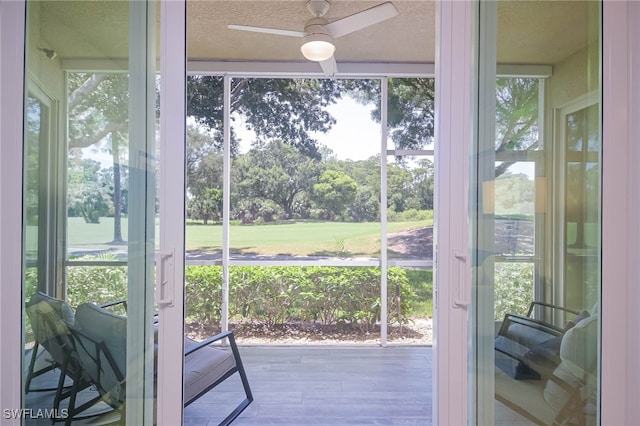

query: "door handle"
(453, 250), (470, 308)
(156, 250), (175, 307)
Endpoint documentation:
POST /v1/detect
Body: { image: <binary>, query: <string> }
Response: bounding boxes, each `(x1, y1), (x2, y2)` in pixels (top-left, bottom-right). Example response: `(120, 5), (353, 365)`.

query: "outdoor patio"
(24, 345), (430, 425)
(185, 345), (431, 425)
(25, 344), (533, 425)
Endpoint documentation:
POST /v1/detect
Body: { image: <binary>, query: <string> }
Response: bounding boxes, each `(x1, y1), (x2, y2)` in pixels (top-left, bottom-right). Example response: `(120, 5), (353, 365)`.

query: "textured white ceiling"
(187, 1), (436, 63)
(36, 0), (596, 68)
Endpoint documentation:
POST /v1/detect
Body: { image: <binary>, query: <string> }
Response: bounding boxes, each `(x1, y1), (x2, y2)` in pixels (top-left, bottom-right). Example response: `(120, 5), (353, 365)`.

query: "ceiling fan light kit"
(300, 36), (335, 61)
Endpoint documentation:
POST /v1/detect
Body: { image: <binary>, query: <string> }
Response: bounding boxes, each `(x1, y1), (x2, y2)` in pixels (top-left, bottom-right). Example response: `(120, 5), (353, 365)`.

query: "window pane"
(482, 2), (602, 425)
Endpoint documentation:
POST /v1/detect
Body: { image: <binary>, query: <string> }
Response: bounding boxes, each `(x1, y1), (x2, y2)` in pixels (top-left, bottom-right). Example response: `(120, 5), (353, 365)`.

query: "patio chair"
(25, 292), (76, 395)
(495, 303), (598, 425)
(70, 302), (253, 426)
(24, 292), (124, 422)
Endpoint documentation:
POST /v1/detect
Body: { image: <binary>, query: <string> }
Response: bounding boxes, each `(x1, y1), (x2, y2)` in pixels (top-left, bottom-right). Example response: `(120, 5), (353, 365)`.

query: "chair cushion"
(495, 334), (560, 380)
(27, 292), (75, 325)
(75, 303), (127, 367)
(183, 338), (236, 404)
(511, 314), (592, 381)
(543, 314), (598, 411)
(74, 302), (127, 403)
(514, 334), (563, 380)
(26, 293), (75, 366)
(504, 322), (557, 348)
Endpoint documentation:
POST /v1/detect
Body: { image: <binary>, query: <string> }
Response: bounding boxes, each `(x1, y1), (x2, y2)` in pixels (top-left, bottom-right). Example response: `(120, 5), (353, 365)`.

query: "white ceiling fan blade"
(319, 56), (338, 77)
(324, 2), (398, 39)
(227, 24), (306, 38)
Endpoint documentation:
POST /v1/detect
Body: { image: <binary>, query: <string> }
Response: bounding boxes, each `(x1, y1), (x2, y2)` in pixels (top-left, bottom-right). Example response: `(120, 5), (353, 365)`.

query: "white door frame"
(601, 1), (640, 424)
(0, 1), (26, 423)
(433, 1), (473, 424)
(3, 1), (640, 425)
(156, 0), (187, 424)
(0, 1), (188, 424)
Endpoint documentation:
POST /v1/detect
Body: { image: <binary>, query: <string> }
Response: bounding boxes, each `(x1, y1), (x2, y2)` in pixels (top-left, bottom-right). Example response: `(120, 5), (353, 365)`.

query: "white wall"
(601, 1), (640, 424)
(0, 2), (26, 424)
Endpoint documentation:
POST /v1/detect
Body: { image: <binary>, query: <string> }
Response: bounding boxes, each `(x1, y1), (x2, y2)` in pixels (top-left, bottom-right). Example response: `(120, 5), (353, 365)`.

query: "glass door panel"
(22, 1), (164, 424)
(473, 1), (601, 424)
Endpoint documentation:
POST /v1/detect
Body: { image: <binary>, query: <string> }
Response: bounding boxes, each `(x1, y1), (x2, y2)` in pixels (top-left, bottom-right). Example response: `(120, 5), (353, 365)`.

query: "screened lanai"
(20, 0), (601, 424)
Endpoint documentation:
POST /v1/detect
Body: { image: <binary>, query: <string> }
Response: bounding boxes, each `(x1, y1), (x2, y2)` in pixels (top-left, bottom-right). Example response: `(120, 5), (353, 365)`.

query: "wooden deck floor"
(184, 345), (432, 426)
(25, 344), (531, 425)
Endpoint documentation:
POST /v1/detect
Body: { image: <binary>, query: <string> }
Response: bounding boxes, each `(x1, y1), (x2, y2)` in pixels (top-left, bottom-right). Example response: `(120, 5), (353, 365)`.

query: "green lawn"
(66, 217), (431, 257)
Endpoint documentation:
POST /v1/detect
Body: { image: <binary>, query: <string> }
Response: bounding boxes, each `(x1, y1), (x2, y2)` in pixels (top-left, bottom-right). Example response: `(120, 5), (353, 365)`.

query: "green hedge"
(60, 260), (533, 326)
(63, 262), (416, 329)
(186, 266), (415, 329)
(494, 262), (534, 320)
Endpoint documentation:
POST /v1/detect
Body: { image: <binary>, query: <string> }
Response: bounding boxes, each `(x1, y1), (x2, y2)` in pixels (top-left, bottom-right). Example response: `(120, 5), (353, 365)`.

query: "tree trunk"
(111, 132), (124, 243)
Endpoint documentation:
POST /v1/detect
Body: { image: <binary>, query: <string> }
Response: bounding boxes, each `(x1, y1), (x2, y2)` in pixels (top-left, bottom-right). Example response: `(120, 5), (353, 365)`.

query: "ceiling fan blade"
(324, 2), (398, 39)
(319, 56), (338, 77)
(227, 24), (305, 38)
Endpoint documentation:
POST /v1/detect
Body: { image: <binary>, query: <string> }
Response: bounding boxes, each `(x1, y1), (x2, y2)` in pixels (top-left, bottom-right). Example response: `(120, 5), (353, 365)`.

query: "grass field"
(65, 217), (432, 257)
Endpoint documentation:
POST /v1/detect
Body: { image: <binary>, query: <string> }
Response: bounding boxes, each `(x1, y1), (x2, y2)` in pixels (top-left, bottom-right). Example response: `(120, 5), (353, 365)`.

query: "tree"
(349, 187), (380, 222)
(494, 78), (540, 177)
(348, 78), (435, 150)
(349, 77), (541, 178)
(312, 170), (358, 219)
(187, 77), (344, 159)
(189, 188), (223, 224)
(233, 140), (323, 220)
(67, 73), (129, 241)
(186, 124), (224, 202)
(408, 159), (435, 210)
(387, 164), (414, 213)
(67, 158), (110, 223)
(109, 132), (125, 242)
(67, 73), (128, 150)
(495, 172), (535, 214)
(99, 163), (129, 218)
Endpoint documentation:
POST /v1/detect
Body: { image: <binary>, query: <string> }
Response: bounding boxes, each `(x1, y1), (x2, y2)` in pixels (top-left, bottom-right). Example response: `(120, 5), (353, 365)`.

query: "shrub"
(184, 266), (417, 330)
(232, 266), (300, 327)
(65, 254), (127, 308)
(185, 266), (223, 325)
(388, 209), (434, 222)
(494, 262), (534, 320)
(62, 263), (423, 331)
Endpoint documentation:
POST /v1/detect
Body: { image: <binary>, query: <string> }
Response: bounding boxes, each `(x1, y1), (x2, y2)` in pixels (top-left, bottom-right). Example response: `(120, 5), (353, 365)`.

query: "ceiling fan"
(228, 0), (399, 76)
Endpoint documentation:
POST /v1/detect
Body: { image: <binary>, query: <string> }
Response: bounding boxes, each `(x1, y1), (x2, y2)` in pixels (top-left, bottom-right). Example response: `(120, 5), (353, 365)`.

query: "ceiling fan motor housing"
(307, 0), (331, 17)
(304, 17), (331, 37)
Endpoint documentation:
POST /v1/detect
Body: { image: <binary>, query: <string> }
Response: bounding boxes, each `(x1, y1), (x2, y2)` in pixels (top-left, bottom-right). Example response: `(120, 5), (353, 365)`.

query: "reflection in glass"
(23, 1), (159, 423)
(25, 96), (45, 298)
(564, 102), (600, 313)
(487, 1), (601, 425)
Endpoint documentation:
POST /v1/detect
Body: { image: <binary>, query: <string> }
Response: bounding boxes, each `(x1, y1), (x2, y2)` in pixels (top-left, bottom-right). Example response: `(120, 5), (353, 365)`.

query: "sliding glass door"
(21, 1), (186, 424)
(473, 1), (601, 424)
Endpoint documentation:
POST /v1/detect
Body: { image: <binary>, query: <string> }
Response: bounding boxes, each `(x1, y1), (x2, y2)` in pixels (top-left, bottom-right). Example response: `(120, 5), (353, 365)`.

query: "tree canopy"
(65, 72), (540, 226)
(349, 78), (436, 150)
(187, 77), (344, 159)
(233, 139), (324, 219)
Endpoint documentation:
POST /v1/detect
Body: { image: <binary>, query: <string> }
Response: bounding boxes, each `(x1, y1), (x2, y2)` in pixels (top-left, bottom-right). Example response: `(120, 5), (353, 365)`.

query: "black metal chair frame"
(495, 302), (591, 426)
(69, 322), (253, 426)
(25, 294), (128, 424)
(25, 301), (104, 423)
(184, 331), (254, 426)
(495, 318), (588, 425)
